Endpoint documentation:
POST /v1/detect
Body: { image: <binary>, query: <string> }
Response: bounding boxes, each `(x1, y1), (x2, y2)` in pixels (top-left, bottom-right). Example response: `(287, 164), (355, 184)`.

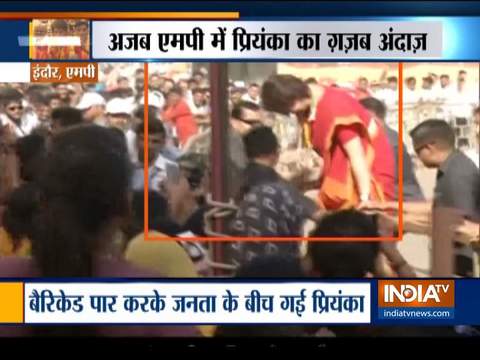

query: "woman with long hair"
(260, 74), (322, 188)
(0, 125), (198, 337)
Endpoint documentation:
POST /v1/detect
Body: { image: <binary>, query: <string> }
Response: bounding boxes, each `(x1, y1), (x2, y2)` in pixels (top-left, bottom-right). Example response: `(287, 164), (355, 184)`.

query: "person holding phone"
(131, 116), (179, 194)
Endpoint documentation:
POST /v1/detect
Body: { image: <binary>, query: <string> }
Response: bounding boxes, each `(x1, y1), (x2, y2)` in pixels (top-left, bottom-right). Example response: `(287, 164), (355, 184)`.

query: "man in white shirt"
(437, 74), (455, 101)
(374, 76), (398, 108)
(464, 107), (480, 168)
(403, 76), (418, 105)
(448, 70), (478, 119)
(187, 88), (209, 118)
(419, 76), (437, 102)
(241, 83), (261, 105)
(0, 88), (39, 137)
(430, 73), (441, 92)
(104, 97), (138, 163)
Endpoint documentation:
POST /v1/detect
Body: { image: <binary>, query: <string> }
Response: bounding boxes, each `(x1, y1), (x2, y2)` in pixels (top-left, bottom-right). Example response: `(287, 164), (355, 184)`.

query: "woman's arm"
(342, 136), (372, 203)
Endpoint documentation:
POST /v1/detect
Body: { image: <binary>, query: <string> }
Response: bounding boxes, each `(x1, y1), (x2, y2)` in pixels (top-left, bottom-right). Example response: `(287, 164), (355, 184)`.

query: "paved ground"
(397, 164), (437, 277)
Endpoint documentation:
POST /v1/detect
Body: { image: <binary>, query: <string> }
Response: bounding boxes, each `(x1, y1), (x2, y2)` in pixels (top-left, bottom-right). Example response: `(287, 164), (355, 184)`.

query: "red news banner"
(30, 62), (98, 83)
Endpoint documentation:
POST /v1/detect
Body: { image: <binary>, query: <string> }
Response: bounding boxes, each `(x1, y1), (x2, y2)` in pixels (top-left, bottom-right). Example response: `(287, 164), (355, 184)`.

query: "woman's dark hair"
(32, 125), (131, 278)
(3, 183), (41, 244)
(261, 74), (311, 115)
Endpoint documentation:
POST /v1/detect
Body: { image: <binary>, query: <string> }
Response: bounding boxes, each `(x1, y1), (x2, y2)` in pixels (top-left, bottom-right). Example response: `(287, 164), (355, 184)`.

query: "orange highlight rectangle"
(378, 280), (455, 308)
(0, 282), (24, 323)
(31, 62), (98, 83)
(0, 12), (239, 20)
(145, 62), (404, 242)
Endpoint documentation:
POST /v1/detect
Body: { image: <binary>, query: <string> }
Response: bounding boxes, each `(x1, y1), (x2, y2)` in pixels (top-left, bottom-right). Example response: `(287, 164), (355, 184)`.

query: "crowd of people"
(0, 63), (479, 337)
(31, 19), (90, 60)
(337, 68), (478, 113)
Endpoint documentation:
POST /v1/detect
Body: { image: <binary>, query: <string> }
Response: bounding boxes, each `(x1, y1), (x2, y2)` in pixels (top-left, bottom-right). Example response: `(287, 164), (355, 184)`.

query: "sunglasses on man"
(7, 105), (23, 112)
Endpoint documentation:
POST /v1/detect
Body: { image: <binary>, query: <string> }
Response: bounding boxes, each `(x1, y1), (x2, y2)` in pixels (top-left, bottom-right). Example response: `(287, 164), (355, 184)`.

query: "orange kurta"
(312, 86), (386, 210)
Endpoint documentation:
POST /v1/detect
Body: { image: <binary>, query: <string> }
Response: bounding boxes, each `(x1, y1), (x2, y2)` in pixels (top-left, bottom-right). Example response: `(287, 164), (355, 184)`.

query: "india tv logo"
(378, 280), (455, 308)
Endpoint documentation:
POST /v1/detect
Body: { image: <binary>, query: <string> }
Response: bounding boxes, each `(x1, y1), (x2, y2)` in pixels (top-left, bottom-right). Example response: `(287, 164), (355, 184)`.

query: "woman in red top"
(162, 87), (198, 147)
(312, 85), (395, 210)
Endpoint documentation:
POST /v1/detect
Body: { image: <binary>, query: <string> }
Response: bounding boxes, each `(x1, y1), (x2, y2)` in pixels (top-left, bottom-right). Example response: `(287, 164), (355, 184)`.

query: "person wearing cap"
(76, 92), (107, 126)
(105, 97), (138, 163)
(105, 97), (134, 131)
(137, 90), (165, 114)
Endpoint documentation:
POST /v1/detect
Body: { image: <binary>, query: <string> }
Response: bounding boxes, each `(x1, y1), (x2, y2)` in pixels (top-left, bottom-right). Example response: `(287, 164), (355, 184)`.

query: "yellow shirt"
(0, 228), (31, 257)
(124, 232), (216, 337)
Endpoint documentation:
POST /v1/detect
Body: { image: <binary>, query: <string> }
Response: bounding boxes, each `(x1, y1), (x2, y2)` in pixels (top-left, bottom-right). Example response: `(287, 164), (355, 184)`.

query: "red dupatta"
(312, 86), (385, 210)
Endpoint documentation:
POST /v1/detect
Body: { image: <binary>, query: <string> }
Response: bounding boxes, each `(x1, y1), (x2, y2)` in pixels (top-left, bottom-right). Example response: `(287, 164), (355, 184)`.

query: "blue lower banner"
(1, 278), (480, 326)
